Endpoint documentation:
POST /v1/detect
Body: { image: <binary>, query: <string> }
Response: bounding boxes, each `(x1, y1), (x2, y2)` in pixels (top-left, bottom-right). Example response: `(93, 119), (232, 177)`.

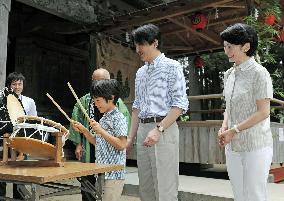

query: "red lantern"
(276, 28), (284, 43)
(191, 13), (207, 32)
(264, 14), (276, 26)
(194, 56), (204, 68)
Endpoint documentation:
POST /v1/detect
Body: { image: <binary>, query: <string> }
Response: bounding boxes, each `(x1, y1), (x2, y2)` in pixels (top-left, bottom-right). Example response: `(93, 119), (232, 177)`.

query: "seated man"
(0, 72), (38, 199)
(5, 72), (37, 116)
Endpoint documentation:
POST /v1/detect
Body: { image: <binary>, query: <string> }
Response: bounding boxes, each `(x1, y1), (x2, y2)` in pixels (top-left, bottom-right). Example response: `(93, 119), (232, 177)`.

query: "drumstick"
(46, 93), (72, 122)
(67, 82), (91, 122)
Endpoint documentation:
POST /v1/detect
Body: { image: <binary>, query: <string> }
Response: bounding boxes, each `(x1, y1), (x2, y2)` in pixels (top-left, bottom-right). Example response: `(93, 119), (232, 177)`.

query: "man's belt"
(139, 116), (166, 124)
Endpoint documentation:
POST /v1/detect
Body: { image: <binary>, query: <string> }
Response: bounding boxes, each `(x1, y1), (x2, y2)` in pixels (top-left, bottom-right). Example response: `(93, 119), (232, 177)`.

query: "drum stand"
(1, 132), (64, 167)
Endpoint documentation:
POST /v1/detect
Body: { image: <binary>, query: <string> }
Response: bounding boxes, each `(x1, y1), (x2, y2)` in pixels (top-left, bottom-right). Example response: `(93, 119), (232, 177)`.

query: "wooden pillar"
(189, 56), (202, 120)
(55, 132), (63, 163)
(89, 34), (97, 71)
(2, 133), (10, 163)
(0, 0), (11, 88)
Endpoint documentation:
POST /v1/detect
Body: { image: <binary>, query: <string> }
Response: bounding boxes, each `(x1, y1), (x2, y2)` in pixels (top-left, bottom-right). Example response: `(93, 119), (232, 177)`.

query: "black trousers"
(81, 175), (97, 201)
(0, 183), (22, 199)
(81, 143), (96, 201)
(0, 149), (22, 199)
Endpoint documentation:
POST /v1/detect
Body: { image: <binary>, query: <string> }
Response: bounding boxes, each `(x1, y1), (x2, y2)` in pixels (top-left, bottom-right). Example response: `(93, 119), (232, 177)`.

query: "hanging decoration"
(215, 8), (219, 19)
(191, 12), (207, 32)
(264, 14), (276, 26)
(194, 56), (205, 68)
(125, 32), (130, 42)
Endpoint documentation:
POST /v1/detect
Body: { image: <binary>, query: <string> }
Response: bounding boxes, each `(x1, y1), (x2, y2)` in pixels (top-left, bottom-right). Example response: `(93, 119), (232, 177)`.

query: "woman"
(218, 23), (273, 201)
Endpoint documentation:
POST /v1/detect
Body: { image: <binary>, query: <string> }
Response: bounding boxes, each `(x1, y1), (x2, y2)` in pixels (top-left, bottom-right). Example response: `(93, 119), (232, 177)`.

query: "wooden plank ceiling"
(97, 0), (254, 57)
(11, 0), (259, 57)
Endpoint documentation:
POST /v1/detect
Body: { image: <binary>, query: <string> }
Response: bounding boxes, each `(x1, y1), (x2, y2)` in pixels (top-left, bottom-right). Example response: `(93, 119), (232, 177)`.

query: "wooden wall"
(15, 37), (91, 124)
(127, 121), (284, 164)
(96, 38), (142, 111)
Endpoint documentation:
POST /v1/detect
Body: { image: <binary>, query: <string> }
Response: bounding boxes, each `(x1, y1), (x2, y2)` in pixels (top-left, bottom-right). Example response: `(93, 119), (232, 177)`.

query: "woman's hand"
(218, 126), (228, 135)
(218, 128), (236, 147)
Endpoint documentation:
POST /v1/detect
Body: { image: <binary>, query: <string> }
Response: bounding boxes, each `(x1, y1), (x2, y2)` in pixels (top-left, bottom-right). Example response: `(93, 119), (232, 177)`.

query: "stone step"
(123, 167), (284, 201)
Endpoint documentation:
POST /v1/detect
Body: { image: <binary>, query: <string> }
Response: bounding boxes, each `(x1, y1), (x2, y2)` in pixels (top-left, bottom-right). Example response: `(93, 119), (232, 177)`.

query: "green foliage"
(271, 69), (284, 93)
(271, 69), (284, 123)
(180, 114), (190, 122)
(202, 52), (230, 72)
(259, 0), (282, 18)
(244, 0), (281, 64)
(244, 19), (277, 64)
(244, 0), (284, 123)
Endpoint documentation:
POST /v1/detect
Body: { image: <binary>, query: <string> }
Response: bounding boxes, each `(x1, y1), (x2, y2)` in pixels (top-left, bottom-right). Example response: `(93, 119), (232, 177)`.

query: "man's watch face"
(157, 125), (164, 132)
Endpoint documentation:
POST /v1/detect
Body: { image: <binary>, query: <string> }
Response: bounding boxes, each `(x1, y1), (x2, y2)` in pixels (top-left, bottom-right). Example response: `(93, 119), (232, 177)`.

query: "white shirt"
(223, 57), (273, 152)
(19, 95), (37, 116)
(133, 53), (188, 118)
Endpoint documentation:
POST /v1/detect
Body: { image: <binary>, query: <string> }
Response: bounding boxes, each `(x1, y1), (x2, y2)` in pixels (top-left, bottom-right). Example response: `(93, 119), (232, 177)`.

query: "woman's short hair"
(90, 79), (121, 105)
(5, 72), (25, 88)
(220, 23), (258, 56)
(131, 24), (162, 49)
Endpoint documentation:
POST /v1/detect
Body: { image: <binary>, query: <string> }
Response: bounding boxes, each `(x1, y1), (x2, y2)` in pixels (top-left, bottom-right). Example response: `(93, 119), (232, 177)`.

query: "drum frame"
(1, 116), (68, 167)
(1, 132), (64, 167)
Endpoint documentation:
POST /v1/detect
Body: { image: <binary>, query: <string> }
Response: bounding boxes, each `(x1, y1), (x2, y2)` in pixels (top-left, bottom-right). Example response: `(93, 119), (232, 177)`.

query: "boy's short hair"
(90, 79), (121, 105)
(131, 23), (162, 49)
(5, 72), (25, 88)
(220, 23), (258, 57)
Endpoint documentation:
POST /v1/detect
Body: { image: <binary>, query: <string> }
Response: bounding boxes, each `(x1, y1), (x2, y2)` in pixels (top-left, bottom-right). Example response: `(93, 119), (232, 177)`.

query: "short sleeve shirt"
(95, 107), (128, 180)
(132, 53), (188, 118)
(223, 57), (273, 152)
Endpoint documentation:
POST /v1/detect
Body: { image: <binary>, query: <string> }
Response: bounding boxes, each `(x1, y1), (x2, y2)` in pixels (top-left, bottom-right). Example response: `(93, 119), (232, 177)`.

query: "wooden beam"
(188, 94), (223, 100)
(101, 0), (236, 34)
(188, 109), (225, 113)
(169, 45), (223, 57)
(208, 16), (244, 27)
(163, 15), (245, 36)
(167, 17), (221, 45)
(272, 98), (284, 105)
(164, 45), (194, 51)
(32, 38), (89, 59)
(175, 33), (191, 46)
(16, 0), (96, 24)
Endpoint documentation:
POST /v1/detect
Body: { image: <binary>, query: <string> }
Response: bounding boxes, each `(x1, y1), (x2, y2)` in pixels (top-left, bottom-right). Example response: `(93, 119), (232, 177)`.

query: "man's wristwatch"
(156, 125), (164, 132)
(233, 124), (240, 133)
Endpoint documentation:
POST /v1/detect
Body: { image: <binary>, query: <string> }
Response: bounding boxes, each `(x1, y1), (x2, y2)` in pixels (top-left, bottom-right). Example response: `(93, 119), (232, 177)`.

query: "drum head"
(7, 94), (25, 125)
(8, 137), (56, 159)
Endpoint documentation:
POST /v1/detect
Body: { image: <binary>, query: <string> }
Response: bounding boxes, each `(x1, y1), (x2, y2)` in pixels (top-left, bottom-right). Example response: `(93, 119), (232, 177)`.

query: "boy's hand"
(90, 119), (104, 135)
(72, 121), (89, 135)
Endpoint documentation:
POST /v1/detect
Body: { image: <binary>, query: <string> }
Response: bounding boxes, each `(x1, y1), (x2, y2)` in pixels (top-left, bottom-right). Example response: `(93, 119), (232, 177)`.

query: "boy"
(72, 79), (128, 201)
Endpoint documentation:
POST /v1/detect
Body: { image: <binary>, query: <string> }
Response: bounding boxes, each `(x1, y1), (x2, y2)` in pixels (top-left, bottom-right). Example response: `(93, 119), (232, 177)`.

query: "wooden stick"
(67, 82), (91, 122)
(272, 98), (284, 105)
(46, 93), (72, 122)
(188, 94), (223, 100)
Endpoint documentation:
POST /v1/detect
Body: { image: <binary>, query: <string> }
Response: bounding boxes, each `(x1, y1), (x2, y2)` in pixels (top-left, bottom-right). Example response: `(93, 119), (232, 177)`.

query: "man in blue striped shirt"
(127, 24), (188, 201)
